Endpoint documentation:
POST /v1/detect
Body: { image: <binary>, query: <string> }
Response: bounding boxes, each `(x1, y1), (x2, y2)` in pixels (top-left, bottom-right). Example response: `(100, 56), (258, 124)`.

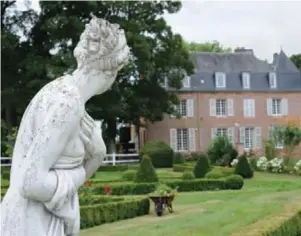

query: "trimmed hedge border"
(80, 197), (150, 229)
(97, 164), (139, 172)
(231, 203), (301, 236)
(91, 178), (241, 195)
(173, 164), (194, 172)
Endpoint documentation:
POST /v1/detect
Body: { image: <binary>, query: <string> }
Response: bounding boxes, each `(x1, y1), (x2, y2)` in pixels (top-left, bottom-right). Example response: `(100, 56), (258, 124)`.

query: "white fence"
(1, 153), (140, 167)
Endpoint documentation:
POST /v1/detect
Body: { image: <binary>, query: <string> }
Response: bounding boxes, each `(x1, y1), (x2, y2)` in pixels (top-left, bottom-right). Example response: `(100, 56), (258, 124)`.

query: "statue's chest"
(63, 130), (86, 157)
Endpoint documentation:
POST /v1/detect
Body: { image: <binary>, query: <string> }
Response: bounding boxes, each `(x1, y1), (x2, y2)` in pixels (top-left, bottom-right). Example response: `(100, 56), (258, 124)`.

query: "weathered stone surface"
(1, 15), (130, 236)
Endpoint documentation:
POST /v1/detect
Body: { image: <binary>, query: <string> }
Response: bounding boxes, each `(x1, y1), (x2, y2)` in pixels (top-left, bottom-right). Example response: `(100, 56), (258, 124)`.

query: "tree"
(16, 1), (194, 152)
(135, 155), (158, 183)
(234, 153), (254, 179)
(193, 154), (211, 178)
(1, 1), (38, 133)
(183, 40), (232, 52)
(291, 54), (301, 70)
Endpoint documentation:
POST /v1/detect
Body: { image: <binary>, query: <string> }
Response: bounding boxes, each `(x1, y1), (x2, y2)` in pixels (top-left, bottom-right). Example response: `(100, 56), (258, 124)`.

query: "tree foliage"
(291, 54), (301, 71)
(1, 1), (194, 153)
(193, 154), (211, 178)
(135, 155), (158, 183)
(234, 153), (254, 179)
(183, 40), (232, 52)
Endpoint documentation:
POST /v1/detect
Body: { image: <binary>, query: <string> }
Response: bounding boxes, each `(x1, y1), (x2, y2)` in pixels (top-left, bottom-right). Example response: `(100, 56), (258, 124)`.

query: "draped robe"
(1, 79), (92, 236)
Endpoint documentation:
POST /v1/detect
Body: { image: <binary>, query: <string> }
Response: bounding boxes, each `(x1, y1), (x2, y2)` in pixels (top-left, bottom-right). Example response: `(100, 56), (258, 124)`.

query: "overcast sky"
(164, 1), (301, 62)
(19, 0), (301, 62)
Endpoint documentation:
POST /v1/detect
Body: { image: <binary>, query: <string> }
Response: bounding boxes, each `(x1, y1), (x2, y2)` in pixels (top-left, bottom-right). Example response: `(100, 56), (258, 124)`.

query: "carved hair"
(73, 15), (130, 72)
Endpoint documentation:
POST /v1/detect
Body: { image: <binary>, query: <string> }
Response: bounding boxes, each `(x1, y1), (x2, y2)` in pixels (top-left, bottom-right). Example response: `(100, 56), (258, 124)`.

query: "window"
(215, 72), (226, 88)
(176, 128), (189, 151)
(243, 99), (255, 117)
(178, 100), (187, 117)
(242, 72), (250, 89)
(267, 98), (288, 116)
(272, 99), (281, 115)
(240, 127), (262, 150)
(268, 125), (284, 149)
(210, 98), (234, 116)
(211, 127), (234, 144)
(245, 128), (255, 149)
(183, 76), (191, 88)
(216, 128), (227, 137)
(216, 99), (227, 116)
(269, 72), (277, 88)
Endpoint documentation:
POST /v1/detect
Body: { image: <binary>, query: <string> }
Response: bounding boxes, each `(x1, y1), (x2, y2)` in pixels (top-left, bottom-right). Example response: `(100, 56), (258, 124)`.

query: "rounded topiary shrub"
(122, 170), (136, 181)
(205, 170), (224, 179)
(173, 153), (184, 164)
(182, 171), (195, 180)
(234, 154), (254, 179)
(193, 153), (211, 178)
(134, 155), (158, 183)
(140, 140), (174, 168)
(225, 174), (244, 190)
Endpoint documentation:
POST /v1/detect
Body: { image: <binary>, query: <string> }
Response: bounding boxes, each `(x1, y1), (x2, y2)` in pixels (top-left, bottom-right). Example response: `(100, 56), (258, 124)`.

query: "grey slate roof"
(175, 49), (301, 92)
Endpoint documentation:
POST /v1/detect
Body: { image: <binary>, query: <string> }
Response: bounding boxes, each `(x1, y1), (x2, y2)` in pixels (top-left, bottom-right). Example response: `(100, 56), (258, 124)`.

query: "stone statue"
(1, 15), (130, 236)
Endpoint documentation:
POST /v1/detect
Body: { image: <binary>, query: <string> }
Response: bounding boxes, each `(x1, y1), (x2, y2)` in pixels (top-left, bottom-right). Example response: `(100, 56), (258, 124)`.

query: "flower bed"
(80, 196), (150, 229)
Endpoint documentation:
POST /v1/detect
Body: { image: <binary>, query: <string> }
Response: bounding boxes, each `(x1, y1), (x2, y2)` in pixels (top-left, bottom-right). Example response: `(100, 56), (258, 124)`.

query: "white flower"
(256, 156), (268, 171)
(231, 159), (238, 167)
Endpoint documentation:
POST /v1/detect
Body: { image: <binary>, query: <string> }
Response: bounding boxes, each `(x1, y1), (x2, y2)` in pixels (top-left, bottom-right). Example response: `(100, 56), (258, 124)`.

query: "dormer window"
(215, 72), (226, 88)
(242, 72), (250, 89)
(269, 72), (277, 88)
(183, 76), (191, 88)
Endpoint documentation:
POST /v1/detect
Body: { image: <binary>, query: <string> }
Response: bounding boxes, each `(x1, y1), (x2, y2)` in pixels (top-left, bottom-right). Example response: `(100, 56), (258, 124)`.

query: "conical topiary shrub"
(193, 154), (211, 178)
(234, 154), (254, 179)
(135, 155), (159, 183)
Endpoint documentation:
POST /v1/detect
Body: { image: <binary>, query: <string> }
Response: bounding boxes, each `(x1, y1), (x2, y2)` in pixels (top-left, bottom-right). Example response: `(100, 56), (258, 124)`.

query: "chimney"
(272, 53), (278, 65)
(234, 47), (254, 55)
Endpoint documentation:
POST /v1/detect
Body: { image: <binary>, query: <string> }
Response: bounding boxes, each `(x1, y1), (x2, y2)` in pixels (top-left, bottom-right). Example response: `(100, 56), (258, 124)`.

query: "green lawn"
(81, 172), (301, 236)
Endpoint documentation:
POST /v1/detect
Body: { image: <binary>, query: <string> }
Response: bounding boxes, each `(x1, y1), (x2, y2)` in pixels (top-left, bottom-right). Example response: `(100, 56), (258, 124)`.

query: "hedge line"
(91, 178), (239, 195)
(173, 164), (194, 172)
(96, 164), (139, 172)
(80, 197), (149, 229)
(231, 203), (301, 236)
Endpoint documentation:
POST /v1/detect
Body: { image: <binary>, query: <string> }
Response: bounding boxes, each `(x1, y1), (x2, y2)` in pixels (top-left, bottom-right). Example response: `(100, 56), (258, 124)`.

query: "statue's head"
(74, 15), (131, 73)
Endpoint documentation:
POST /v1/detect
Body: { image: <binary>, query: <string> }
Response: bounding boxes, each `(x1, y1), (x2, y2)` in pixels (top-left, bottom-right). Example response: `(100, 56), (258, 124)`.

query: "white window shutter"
(227, 99), (234, 116)
(239, 127), (245, 144)
(187, 76), (191, 87)
(170, 129), (177, 151)
(209, 99), (216, 116)
(255, 127), (262, 149)
(251, 99), (255, 117)
(243, 99), (249, 117)
(187, 99), (194, 117)
(267, 99), (272, 116)
(211, 128), (217, 141)
(281, 99), (288, 115)
(227, 127), (235, 145)
(189, 128), (196, 151)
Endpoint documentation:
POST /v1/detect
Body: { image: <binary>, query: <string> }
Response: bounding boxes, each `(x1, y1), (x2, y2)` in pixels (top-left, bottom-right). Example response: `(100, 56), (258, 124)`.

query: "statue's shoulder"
(39, 78), (84, 118)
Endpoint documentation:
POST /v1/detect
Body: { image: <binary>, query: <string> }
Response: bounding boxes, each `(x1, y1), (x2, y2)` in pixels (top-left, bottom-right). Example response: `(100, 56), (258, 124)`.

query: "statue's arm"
(19, 95), (83, 202)
(83, 150), (105, 180)
(80, 112), (106, 180)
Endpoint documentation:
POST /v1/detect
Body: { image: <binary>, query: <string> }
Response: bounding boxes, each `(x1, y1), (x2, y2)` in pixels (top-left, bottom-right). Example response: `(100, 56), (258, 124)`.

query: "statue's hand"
(79, 112), (106, 158)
